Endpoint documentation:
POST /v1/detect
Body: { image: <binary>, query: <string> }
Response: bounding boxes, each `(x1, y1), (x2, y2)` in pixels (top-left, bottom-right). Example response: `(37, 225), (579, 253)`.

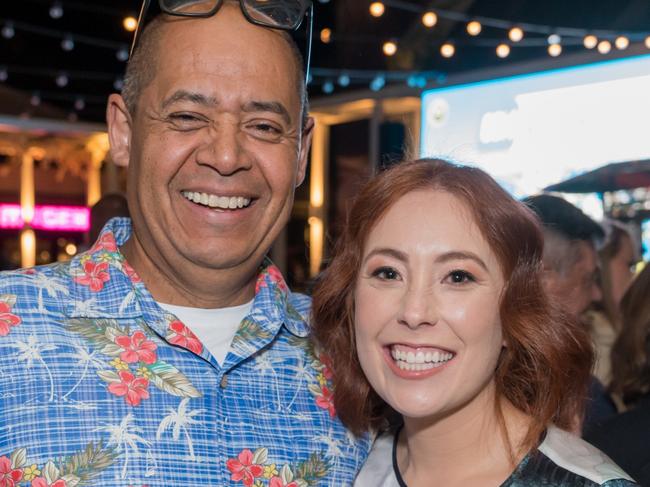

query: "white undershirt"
(157, 299), (254, 366)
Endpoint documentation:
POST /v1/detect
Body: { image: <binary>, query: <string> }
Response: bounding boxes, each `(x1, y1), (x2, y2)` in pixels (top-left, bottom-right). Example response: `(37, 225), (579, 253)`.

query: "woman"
(586, 263), (650, 485)
(312, 159), (635, 486)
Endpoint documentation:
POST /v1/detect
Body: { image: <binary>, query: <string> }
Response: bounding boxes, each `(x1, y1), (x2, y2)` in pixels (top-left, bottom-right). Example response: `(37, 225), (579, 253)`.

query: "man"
(0, 2), (370, 486)
(524, 194), (615, 432)
(524, 194), (603, 318)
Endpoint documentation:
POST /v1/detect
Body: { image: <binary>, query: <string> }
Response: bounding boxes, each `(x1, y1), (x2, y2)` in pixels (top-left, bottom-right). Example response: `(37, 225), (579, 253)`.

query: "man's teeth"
(182, 191), (251, 209)
(390, 347), (454, 371)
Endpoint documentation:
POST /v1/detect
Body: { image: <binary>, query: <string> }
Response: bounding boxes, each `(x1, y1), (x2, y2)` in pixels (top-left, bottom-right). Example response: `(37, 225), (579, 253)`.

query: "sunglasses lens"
(159, 0), (219, 14)
(242, 0), (309, 29)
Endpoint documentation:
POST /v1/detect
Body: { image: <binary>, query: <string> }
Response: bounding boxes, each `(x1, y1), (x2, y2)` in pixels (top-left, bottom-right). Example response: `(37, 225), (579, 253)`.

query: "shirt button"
(220, 375), (228, 388)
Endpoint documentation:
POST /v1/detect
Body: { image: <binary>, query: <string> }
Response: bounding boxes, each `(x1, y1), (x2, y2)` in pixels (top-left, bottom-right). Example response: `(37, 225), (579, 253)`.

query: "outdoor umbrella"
(545, 160), (650, 193)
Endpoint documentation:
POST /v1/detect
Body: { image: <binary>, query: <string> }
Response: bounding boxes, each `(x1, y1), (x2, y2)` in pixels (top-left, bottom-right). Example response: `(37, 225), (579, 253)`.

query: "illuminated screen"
(420, 54), (650, 199)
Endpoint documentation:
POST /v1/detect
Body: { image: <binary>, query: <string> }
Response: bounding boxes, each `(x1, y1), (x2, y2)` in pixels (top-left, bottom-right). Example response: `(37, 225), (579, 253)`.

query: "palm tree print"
(95, 413), (151, 479)
(13, 334), (57, 402)
(156, 398), (206, 460)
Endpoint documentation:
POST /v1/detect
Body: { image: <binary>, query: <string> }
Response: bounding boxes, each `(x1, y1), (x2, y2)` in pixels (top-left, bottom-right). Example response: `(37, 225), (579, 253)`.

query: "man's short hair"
(121, 12), (309, 126)
(523, 194), (604, 275)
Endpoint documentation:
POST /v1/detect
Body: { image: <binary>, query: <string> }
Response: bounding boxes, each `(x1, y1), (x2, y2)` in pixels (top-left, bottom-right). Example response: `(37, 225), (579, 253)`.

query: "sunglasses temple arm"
(130, 0), (152, 58)
(304, 4), (314, 85)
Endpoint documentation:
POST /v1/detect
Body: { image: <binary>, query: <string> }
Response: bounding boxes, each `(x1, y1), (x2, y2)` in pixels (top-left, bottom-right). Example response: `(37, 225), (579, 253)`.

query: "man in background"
(525, 193), (615, 432)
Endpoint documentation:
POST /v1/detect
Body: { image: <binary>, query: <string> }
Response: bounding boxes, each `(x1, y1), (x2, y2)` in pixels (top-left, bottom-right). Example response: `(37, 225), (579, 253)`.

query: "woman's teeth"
(182, 191), (251, 209)
(390, 346), (454, 371)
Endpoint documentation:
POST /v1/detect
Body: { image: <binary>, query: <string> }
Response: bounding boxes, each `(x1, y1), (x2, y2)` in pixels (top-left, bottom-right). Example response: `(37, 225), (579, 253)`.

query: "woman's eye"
(371, 267), (400, 281)
(445, 270), (475, 285)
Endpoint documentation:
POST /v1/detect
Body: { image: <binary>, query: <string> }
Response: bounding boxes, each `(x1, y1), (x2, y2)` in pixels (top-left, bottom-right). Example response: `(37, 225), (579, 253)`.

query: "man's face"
(109, 5), (311, 286)
(544, 240), (601, 317)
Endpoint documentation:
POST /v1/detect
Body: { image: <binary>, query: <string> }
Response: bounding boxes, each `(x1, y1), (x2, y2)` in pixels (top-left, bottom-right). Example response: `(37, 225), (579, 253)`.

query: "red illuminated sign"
(0, 204), (90, 232)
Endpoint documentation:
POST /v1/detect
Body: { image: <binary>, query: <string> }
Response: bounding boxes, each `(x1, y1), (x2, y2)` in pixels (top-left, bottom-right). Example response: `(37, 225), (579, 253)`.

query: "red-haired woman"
(312, 159), (635, 486)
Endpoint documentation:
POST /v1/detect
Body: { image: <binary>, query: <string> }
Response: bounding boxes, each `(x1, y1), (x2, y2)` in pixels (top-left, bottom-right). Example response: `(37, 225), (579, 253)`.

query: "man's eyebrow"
(242, 101), (291, 125)
(435, 251), (488, 271)
(161, 90), (219, 110)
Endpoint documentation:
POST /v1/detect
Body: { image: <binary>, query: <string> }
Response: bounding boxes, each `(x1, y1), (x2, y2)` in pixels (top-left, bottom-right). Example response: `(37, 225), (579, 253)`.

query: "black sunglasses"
(130, 0), (313, 83)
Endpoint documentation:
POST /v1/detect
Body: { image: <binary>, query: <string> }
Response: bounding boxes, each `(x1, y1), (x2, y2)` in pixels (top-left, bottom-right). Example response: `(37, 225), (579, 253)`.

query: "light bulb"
(509, 27), (524, 42)
(496, 43), (510, 58)
(422, 12), (437, 28)
(583, 35), (597, 49)
(440, 43), (455, 58)
(466, 21), (482, 36)
(383, 41), (397, 56)
(369, 2), (385, 18)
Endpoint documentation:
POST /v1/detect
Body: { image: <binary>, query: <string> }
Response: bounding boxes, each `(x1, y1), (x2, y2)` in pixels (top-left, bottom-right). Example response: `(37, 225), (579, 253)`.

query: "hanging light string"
(0, 17), (129, 53)
(379, 0), (650, 40)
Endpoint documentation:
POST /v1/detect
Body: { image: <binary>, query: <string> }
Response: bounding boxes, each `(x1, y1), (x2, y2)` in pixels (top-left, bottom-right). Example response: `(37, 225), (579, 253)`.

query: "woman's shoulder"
(510, 425), (637, 486)
(353, 432), (401, 487)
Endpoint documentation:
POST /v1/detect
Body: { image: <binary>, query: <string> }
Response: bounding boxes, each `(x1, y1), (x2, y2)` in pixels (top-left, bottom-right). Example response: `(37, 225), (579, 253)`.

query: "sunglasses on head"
(130, 0), (313, 82)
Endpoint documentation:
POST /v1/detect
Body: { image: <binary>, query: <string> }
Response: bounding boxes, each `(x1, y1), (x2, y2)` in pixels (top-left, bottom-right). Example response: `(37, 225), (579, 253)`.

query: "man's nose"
(195, 123), (252, 175)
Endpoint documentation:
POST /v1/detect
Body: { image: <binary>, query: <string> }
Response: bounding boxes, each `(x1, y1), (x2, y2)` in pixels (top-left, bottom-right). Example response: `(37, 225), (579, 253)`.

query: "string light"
(1, 22), (15, 39)
(322, 80), (334, 94)
(49, 2), (63, 19)
(508, 27), (524, 42)
(123, 16), (138, 32)
(74, 97), (85, 111)
(597, 40), (611, 54)
(422, 11), (437, 28)
(440, 42), (455, 58)
(548, 43), (562, 57)
(383, 40), (397, 56)
(113, 78), (124, 91)
(0, 67), (7, 82)
(615, 36), (629, 50)
(370, 75), (385, 91)
(116, 46), (129, 62)
(496, 43), (510, 58)
(645, 36), (650, 49)
(583, 35), (598, 49)
(61, 35), (74, 51)
(547, 34), (561, 45)
(320, 28), (332, 44)
(337, 74), (350, 87)
(369, 2), (385, 18)
(55, 72), (69, 87)
(466, 21), (482, 36)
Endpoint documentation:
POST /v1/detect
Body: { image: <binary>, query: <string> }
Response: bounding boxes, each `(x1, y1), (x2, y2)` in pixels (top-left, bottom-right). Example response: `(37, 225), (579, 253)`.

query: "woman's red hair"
(311, 158), (593, 453)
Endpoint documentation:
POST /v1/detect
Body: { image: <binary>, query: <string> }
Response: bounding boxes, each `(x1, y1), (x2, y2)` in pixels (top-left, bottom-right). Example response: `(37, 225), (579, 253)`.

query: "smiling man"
(0, 2), (370, 485)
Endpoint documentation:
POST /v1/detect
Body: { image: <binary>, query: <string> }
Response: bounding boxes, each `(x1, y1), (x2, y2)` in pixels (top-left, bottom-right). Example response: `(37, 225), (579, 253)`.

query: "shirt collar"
(66, 217), (309, 337)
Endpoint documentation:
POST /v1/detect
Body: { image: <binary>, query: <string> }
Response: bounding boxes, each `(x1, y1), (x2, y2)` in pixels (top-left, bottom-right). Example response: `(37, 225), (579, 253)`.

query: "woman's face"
(354, 189), (506, 421)
(609, 233), (636, 307)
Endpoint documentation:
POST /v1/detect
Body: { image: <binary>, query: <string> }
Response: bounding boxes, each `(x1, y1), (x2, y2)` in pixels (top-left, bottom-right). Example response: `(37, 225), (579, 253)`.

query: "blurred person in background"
(585, 221), (640, 386)
(585, 263), (650, 486)
(523, 194), (617, 431)
(88, 192), (130, 244)
(313, 159), (634, 487)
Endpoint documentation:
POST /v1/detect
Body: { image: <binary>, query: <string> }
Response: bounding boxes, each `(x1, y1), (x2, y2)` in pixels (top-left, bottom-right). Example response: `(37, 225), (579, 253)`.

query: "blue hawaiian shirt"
(0, 218), (370, 487)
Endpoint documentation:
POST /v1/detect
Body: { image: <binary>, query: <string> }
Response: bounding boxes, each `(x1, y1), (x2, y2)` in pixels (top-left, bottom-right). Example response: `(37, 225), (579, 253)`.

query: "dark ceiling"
(1, 0), (650, 123)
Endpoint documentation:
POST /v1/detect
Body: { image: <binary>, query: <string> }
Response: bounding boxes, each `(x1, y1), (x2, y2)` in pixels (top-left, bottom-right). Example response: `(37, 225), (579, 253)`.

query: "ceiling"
(1, 0), (650, 123)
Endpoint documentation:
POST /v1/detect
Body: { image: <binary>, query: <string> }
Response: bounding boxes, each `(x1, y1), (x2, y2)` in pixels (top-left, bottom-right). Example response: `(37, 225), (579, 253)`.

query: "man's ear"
(295, 116), (315, 188)
(107, 94), (132, 168)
